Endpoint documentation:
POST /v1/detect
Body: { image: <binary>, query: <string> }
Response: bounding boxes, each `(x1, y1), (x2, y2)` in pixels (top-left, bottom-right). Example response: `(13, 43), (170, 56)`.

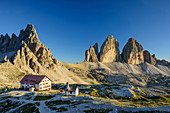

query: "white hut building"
(64, 82), (79, 96)
(20, 75), (51, 91)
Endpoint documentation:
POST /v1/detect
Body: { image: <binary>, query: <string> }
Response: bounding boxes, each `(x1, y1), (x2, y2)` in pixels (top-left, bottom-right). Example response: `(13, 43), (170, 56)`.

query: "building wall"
(20, 83), (34, 90)
(39, 77), (51, 90)
(75, 88), (79, 96)
(20, 77), (51, 91)
(66, 91), (75, 96)
(65, 88), (79, 96)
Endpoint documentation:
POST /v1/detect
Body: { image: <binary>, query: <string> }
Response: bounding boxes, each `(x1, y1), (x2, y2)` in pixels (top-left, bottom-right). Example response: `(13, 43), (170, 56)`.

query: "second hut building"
(64, 82), (79, 96)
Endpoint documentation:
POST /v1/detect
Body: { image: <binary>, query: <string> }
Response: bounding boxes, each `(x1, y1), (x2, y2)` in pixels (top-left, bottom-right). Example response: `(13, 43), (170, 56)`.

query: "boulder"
(121, 38), (144, 64)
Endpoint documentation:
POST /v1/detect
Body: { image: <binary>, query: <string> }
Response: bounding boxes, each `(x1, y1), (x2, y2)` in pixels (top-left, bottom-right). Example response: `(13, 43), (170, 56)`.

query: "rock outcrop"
(84, 45), (98, 62)
(19, 24), (41, 54)
(143, 50), (156, 65)
(157, 59), (170, 66)
(13, 42), (41, 73)
(121, 38), (144, 64)
(7, 33), (20, 51)
(93, 43), (98, 56)
(99, 35), (120, 63)
(0, 34), (10, 53)
(0, 24), (58, 73)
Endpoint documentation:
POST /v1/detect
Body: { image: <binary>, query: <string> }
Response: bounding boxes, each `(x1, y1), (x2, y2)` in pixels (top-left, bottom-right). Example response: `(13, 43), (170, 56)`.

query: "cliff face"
(121, 38), (144, 65)
(99, 35), (120, 63)
(84, 45), (98, 62)
(143, 50), (157, 65)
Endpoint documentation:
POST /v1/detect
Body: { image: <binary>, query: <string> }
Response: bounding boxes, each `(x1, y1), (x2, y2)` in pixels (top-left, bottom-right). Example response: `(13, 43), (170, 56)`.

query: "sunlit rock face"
(84, 44), (98, 62)
(84, 35), (120, 63)
(121, 38), (144, 65)
(99, 35), (120, 63)
(0, 24), (58, 72)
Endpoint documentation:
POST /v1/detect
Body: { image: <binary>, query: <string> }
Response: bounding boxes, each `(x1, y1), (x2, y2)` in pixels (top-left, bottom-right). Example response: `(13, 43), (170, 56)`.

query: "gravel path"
(38, 102), (51, 113)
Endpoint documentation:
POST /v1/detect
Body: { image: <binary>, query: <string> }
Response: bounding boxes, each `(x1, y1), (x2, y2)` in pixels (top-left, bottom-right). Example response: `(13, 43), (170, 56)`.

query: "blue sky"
(0, 0), (170, 63)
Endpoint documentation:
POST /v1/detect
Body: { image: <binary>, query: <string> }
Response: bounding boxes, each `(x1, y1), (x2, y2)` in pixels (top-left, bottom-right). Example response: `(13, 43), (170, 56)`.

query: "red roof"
(20, 75), (48, 84)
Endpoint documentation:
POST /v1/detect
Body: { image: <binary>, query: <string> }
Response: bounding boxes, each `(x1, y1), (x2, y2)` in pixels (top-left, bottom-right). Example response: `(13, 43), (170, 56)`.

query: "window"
(43, 85), (50, 88)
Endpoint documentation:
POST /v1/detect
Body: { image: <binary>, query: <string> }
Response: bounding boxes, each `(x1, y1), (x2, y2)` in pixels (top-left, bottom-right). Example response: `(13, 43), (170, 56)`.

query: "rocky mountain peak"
(152, 54), (156, 59)
(5, 33), (10, 38)
(17, 24), (40, 46)
(12, 33), (17, 38)
(0, 24), (59, 74)
(25, 24), (35, 32)
(121, 38), (144, 64)
(19, 29), (24, 38)
(84, 44), (98, 62)
(93, 43), (98, 56)
(128, 37), (135, 41)
(99, 35), (120, 63)
(0, 33), (11, 52)
(16, 24), (41, 54)
(143, 50), (156, 65)
(107, 35), (113, 39)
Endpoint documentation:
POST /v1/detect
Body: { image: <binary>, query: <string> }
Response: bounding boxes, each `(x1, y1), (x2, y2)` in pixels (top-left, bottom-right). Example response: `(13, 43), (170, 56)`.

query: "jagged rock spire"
(93, 42), (98, 56)
(121, 38), (144, 64)
(0, 33), (10, 52)
(84, 44), (98, 62)
(0, 24), (58, 73)
(143, 50), (156, 65)
(99, 35), (120, 63)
